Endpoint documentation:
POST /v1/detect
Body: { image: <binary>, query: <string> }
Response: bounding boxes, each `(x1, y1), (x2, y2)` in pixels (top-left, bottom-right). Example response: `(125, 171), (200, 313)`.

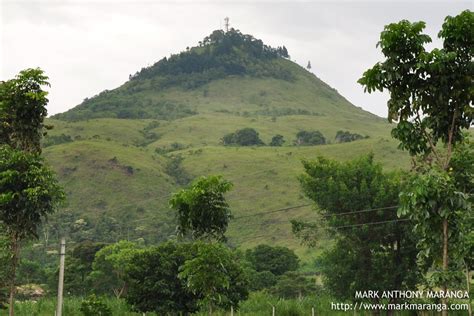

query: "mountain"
(44, 29), (409, 263)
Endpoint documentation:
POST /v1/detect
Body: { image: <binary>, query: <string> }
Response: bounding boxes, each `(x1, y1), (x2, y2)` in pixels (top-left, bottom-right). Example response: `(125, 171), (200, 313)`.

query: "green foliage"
(245, 244), (299, 276)
(334, 130), (365, 143)
(80, 294), (112, 316)
(124, 242), (200, 314)
(269, 134), (285, 146)
(298, 155), (420, 301)
(53, 241), (106, 296)
(178, 242), (249, 312)
(398, 168), (471, 286)
(359, 10), (474, 295)
(90, 240), (141, 298)
(0, 68), (50, 153)
(0, 146), (64, 240)
(164, 155), (192, 185)
(17, 259), (46, 285)
(170, 175), (233, 241)
(222, 128), (264, 146)
(295, 130), (326, 146)
(270, 271), (319, 299)
(0, 230), (10, 309)
(358, 10), (473, 157)
(247, 270), (277, 292)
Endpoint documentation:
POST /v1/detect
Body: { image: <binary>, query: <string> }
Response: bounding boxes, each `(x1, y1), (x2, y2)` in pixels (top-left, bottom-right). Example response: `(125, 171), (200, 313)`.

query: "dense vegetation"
(222, 128), (265, 146)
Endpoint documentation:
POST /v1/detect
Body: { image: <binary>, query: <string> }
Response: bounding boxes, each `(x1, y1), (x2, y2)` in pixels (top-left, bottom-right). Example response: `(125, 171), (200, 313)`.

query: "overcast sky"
(1, 0), (471, 117)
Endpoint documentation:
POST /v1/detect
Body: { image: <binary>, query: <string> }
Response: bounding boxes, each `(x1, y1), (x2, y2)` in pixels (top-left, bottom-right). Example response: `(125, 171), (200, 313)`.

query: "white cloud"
(1, 0), (471, 117)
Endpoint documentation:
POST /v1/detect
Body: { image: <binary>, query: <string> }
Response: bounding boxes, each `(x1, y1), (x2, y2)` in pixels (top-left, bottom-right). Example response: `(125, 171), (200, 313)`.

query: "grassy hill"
(43, 29), (410, 264)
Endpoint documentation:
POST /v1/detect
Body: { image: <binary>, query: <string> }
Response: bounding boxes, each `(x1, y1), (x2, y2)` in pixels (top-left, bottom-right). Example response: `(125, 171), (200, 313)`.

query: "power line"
(233, 204), (313, 219)
(232, 204), (400, 221)
(331, 218), (411, 229)
(320, 205), (399, 218)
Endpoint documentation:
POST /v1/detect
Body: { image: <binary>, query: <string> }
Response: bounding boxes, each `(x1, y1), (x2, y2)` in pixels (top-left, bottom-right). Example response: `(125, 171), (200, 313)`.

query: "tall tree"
(170, 175), (233, 242)
(178, 242), (249, 315)
(0, 146), (64, 315)
(295, 155), (420, 309)
(0, 68), (64, 315)
(358, 11), (473, 309)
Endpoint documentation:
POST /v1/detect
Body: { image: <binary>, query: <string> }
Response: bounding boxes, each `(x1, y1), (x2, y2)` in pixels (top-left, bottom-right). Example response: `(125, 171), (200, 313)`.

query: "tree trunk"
(8, 235), (19, 316)
(442, 218), (448, 316)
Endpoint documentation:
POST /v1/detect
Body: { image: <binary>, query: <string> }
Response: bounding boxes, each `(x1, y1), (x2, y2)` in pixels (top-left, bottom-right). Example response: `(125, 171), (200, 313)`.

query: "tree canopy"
(170, 175), (233, 241)
(359, 10), (473, 302)
(295, 155), (420, 302)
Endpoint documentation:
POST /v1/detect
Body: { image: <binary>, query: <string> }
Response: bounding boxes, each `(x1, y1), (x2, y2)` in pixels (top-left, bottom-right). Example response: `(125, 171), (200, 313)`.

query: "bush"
(245, 244), (299, 276)
(270, 134), (285, 146)
(80, 294), (112, 316)
(222, 128), (264, 146)
(335, 130), (366, 143)
(270, 272), (320, 299)
(295, 130), (326, 146)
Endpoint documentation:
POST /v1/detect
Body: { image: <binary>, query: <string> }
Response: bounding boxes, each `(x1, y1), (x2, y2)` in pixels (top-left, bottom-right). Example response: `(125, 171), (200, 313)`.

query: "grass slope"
(44, 38), (408, 263)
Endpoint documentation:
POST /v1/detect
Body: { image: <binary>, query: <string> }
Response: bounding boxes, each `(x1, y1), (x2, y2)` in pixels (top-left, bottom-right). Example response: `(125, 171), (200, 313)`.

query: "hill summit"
(53, 29), (380, 122)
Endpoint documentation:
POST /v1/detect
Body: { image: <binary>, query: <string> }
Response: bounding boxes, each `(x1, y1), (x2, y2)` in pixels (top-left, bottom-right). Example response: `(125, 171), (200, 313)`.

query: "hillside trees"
(269, 134), (285, 146)
(222, 128), (265, 146)
(334, 130), (365, 143)
(359, 10), (473, 307)
(294, 155), (420, 304)
(295, 130), (326, 145)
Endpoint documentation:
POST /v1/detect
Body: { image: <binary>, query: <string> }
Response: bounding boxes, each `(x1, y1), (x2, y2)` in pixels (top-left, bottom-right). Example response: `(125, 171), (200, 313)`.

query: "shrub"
(80, 294), (112, 316)
(222, 128), (264, 146)
(270, 134), (285, 146)
(294, 130), (326, 146)
(335, 130), (366, 143)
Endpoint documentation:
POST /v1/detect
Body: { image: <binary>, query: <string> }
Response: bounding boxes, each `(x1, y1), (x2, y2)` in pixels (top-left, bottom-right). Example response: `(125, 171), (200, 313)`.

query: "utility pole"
(56, 237), (66, 316)
(224, 17), (229, 32)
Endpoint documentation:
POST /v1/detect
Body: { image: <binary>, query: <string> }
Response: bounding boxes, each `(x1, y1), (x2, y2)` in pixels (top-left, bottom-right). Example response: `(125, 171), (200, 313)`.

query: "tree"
(222, 128), (265, 146)
(295, 155), (420, 307)
(124, 242), (200, 314)
(178, 242), (249, 315)
(270, 271), (319, 299)
(170, 175), (233, 241)
(334, 130), (365, 143)
(295, 130), (326, 146)
(0, 146), (64, 315)
(306, 61), (311, 70)
(0, 68), (63, 316)
(358, 11), (473, 309)
(245, 244), (299, 276)
(46, 240), (105, 296)
(269, 134), (284, 147)
(0, 68), (50, 153)
(90, 240), (141, 298)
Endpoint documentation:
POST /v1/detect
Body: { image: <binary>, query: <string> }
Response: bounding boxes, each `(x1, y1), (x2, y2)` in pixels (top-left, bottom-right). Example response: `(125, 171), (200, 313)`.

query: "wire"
(233, 204), (313, 219)
(331, 218), (411, 229)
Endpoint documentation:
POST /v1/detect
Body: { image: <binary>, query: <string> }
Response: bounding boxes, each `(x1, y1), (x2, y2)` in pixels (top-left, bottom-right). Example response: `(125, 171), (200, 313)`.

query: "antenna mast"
(224, 17), (230, 32)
